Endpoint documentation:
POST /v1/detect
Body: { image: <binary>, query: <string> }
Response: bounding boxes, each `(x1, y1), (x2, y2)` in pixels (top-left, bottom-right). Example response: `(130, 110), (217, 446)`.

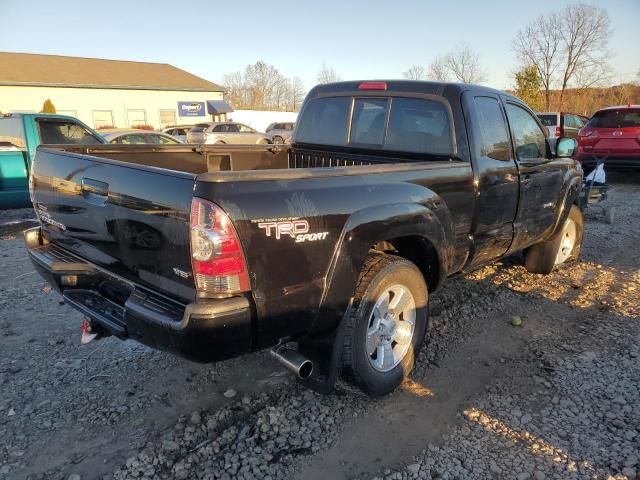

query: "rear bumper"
(578, 154), (640, 170)
(25, 227), (252, 362)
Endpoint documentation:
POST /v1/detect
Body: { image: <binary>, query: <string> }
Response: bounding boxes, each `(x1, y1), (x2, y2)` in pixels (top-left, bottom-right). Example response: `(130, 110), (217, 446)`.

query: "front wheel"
(272, 135), (284, 144)
(524, 205), (584, 274)
(342, 254), (429, 397)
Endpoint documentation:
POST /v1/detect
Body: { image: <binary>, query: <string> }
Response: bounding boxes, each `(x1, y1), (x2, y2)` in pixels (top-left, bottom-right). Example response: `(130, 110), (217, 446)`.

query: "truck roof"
(1, 112), (83, 121)
(307, 80), (517, 101)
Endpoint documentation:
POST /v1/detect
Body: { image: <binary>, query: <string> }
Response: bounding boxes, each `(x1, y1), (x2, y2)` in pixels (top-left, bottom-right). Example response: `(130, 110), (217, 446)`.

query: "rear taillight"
(358, 81), (387, 90)
(555, 126), (562, 137)
(190, 198), (250, 295)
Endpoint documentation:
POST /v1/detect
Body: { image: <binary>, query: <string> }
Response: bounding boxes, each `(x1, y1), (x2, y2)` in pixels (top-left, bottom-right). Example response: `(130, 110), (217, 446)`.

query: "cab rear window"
(588, 109), (640, 128)
(295, 96), (453, 156)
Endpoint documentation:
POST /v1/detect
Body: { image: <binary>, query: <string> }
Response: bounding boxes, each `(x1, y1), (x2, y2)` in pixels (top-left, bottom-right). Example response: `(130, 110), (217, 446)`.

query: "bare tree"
(288, 76), (306, 110)
(316, 63), (342, 84)
(403, 65), (426, 80)
(512, 12), (562, 110)
(443, 44), (487, 84)
(557, 4), (612, 107)
(513, 4), (611, 110)
(427, 56), (450, 82)
(222, 61), (306, 111)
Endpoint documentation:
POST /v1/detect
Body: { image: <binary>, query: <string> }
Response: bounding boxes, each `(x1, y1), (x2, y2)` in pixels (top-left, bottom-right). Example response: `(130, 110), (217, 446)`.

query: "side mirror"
(555, 137), (577, 158)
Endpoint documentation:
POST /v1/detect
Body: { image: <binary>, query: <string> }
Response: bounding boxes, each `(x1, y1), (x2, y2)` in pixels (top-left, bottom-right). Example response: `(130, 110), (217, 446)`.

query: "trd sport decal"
(256, 219), (329, 243)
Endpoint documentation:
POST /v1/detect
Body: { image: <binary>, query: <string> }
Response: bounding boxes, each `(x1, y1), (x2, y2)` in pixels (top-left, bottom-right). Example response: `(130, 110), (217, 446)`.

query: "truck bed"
(46, 143), (444, 176)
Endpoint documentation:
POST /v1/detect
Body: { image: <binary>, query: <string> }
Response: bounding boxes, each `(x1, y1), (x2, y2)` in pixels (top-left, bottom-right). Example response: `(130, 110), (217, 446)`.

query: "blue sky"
(1, 0), (638, 91)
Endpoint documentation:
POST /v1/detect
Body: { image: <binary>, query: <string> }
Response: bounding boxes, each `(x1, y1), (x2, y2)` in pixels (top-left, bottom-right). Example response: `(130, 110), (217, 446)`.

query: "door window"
(237, 124), (254, 133)
(116, 134), (147, 144)
(0, 117), (27, 149)
(473, 97), (511, 161)
(505, 104), (546, 160)
(38, 120), (102, 144)
(151, 134), (179, 144)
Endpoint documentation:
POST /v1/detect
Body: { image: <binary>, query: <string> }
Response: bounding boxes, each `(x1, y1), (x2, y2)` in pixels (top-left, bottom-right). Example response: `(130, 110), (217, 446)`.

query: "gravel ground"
(1, 173), (639, 480)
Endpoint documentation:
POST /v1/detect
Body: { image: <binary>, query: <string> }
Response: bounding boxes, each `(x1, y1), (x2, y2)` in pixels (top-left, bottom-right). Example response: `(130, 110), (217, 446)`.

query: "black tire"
(214, 140), (226, 145)
(259, 138), (270, 145)
(524, 205), (584, 274)
(272, 136), (284, 144)
(342, 254), (429, 397)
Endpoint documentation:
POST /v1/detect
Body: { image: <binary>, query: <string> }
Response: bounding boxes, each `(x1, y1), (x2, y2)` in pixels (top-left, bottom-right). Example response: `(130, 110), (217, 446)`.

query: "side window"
(505, 104), (546, 160)
(0, 117), (27, 149)
(473, 97), (511, 161)
(237, 124), (253, 133)
(385, 97), (453, 155)
(38, 120), (102, 145)
(351, 98), (387, 145)
(119, 134), (147, 144)
(152, 134), (178, 144)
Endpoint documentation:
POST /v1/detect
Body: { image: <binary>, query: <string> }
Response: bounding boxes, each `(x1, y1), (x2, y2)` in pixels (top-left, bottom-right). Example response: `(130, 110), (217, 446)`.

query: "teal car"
(0, 113), (105, 209)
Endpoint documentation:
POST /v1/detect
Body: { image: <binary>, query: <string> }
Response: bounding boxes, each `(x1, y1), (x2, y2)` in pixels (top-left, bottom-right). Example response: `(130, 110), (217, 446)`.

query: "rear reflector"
(190, 198), (250, 295)
(358, 81), (387, 91)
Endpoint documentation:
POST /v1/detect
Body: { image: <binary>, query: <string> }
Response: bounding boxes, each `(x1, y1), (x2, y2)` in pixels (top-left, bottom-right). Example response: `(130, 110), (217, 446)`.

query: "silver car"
(162, 126), (193, 142)
(266, 122), (295, 144)
(186, 122), (270, 145)
(99, 129), (183, 144)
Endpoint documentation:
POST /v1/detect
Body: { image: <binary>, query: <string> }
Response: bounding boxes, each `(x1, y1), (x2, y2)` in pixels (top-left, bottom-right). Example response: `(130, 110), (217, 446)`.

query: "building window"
(57, 110), (78, 119)
(126, 109), (147, 128)
(159, 109), (177, 128)
(92, 110), (114, 129)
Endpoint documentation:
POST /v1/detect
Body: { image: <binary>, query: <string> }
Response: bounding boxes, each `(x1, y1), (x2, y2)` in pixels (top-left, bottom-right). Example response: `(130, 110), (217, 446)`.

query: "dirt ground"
(1, 173), (639, 480)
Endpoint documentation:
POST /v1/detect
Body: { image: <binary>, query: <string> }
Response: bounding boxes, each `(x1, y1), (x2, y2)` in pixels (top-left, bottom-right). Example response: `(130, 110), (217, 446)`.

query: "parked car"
(537, 112), (586, 147)
(0, 113), (105, 209)
(577, 104), (640, 170)
(266, 122), (295, 144)
(162, 126), (193, 142)
(186, 122), (270, 144)
(26, 80), (583, 397)
(100, 129), (183, 144)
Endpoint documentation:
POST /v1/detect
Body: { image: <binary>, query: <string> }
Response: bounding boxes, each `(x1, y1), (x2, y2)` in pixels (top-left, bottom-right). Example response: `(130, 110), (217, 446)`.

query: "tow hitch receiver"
(80, 317), (98, 345)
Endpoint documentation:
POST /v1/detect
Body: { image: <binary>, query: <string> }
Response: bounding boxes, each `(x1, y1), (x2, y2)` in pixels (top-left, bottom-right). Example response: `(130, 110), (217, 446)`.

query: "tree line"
(222, 3), (637, 115)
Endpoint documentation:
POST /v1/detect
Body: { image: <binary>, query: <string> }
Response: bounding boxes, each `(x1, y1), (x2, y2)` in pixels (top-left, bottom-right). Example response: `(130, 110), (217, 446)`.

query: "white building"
(0, 52), (231, 130)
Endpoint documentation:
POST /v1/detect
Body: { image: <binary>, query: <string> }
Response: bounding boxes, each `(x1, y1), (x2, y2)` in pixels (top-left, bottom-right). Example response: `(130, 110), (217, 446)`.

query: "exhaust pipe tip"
(271, 347), (314, 379)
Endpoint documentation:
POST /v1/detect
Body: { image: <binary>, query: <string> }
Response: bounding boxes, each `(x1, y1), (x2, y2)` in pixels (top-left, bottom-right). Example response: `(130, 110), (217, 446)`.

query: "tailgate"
(31, 148), (197, 302)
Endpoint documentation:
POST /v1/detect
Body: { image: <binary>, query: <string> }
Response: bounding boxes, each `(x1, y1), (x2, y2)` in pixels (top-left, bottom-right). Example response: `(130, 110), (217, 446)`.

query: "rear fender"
(309, 200), (453, 336)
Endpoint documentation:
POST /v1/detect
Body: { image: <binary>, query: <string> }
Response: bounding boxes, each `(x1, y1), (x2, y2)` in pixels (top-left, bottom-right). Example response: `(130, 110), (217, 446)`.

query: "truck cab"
(0, 113), (104, 209)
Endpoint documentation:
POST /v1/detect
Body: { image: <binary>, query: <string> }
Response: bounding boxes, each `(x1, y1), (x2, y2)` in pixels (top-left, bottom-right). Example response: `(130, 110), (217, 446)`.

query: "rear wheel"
(259, 138), (270, 144)
(272, 135), (284, 144)
(214, 140), (226, 145)
(342, 254), (429, 397)
(525, 205), (584, 274)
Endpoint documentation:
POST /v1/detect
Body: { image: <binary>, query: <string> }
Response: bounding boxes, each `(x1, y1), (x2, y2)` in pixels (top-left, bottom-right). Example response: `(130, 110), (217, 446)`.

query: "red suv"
(577, 105), (640, 170)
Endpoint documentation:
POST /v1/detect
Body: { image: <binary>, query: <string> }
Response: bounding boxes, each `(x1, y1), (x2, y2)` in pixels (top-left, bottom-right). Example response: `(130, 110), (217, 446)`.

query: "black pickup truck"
(26, 81), (584, 396)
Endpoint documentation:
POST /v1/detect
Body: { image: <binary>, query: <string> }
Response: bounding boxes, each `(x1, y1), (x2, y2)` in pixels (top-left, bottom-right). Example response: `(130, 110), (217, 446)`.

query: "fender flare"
(308, 201), (454, 336)
(550, 171), (583, 236)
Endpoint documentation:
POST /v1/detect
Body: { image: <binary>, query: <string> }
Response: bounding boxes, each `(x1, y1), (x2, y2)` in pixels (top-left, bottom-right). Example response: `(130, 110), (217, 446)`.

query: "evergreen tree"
(40, 99), (57, 114)
(514, 66), (544, 111)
